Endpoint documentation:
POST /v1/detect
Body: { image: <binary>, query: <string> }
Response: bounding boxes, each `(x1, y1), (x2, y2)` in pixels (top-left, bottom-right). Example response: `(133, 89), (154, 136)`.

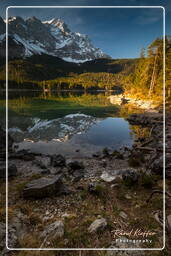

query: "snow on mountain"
(0, 16), (110, 62)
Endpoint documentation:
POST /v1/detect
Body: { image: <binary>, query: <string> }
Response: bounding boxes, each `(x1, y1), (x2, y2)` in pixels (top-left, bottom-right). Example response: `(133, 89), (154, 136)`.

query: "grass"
(0, 156), (166, 251)
(140, 173), (154, 189)
(15, 173), (43, 196)
(0, 174), (165, 250)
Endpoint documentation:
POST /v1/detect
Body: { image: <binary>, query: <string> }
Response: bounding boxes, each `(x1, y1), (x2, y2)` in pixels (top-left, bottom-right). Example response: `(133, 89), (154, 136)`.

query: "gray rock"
(9, 150), (36, 161)
(166, 214), (171, 233)
(72, 169), (85, 182)
(0, 162), (17, 178)
(150, 154), (171, 177)
(40, 220), (64, 239)
(23, 175), (65, 199)
(100, 171), (122, 183)
(33, 159), (47, 169)
(67, 160), (85, 181)
(88, 218), (107, 233)
(50, 154), (66, 167)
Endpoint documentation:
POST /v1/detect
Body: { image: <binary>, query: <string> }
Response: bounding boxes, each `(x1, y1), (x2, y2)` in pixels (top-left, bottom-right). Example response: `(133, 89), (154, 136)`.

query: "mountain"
(0, 16), (110, 62)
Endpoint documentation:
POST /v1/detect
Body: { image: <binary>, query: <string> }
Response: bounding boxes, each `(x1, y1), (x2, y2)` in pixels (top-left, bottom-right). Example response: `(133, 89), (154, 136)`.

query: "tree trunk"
(148, 52), (158, 96)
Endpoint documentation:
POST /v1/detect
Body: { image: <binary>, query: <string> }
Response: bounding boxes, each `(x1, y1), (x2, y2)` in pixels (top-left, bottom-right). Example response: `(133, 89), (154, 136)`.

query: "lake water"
(0, 90), (144, 157)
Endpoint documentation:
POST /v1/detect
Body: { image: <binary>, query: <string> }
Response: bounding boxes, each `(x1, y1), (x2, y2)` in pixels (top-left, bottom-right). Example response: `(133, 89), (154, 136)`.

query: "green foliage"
(95, 184), (107, 197)
(124, 36), (171, 100)
(122, 177), (137, 188)
(140, 173), (154, 188)
(0, 36), (170, 102)
(0, 55), (137, 90)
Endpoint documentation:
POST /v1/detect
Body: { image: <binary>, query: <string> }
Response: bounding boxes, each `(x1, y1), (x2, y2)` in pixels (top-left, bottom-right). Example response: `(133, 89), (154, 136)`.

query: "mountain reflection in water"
(0, 90), (140, 157)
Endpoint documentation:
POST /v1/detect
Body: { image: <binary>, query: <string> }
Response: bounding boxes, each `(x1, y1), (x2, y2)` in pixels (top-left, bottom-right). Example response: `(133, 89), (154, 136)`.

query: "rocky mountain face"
(0, 16), (110, 62)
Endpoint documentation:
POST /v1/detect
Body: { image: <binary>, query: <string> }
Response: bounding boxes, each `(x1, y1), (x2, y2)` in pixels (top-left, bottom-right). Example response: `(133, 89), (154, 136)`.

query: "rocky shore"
(108, 95), (160, 110)
(0, 110), (171, 256)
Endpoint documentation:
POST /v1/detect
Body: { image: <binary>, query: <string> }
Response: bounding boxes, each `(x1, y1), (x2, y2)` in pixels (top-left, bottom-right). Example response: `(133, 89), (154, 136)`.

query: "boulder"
(9, 150), (35, 161)
(50, 154), (66, 167)
(72, 169), (84, 182)
(150, 154), (171, 177)
(40, 220), (64, 239)
(100, 171), (122, 183)
(0, 161), (17, 178)
(108, 95), (126, 105)
(88, 218), (107, 233)
(33, 159), (47, 169)
(23, 175), (66, 199)
(67, 160), (85, 181)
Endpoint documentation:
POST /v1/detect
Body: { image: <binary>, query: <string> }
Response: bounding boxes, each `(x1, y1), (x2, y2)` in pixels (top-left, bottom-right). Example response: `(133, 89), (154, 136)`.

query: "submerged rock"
(23, 175), (65, 199)
(88, 218), (107, 233)
(50, 154), (66, 167)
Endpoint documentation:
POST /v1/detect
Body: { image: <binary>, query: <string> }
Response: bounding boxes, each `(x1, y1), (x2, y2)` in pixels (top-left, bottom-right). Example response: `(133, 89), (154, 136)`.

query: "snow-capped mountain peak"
(43, 18), (70, 33)
(0, 16), (111, 62)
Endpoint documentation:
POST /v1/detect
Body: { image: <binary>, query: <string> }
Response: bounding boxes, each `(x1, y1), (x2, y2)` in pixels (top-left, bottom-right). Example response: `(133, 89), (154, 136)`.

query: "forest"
(0, 36), (170, 102)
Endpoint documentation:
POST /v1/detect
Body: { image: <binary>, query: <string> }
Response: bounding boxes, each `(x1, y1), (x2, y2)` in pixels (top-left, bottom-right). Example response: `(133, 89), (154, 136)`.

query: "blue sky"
(0, 0), (171, 59)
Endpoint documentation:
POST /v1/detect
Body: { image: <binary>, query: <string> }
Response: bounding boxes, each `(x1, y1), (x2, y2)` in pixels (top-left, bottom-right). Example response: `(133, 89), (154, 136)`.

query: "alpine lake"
(0, 90), (149, 158)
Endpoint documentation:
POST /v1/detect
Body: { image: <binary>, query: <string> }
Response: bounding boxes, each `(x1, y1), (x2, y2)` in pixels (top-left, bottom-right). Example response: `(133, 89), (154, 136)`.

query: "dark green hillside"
(0, 35), (170, 103)
(0, 54), (137, 88)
